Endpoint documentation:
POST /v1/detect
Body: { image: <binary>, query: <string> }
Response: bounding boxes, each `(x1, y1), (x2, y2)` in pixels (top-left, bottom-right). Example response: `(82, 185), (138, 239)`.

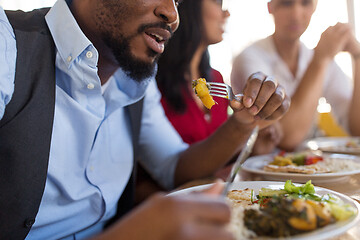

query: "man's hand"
(230, 72), (290, 129)
(95, 186), (234, 240)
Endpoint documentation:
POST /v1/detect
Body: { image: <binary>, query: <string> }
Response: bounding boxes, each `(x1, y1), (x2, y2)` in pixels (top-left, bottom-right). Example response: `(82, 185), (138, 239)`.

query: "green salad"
(243, 180), (357, 237)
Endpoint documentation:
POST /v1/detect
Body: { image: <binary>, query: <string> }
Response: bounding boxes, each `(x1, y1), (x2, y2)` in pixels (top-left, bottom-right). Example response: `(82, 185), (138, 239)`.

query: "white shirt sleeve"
(0, 7), (16, 119)
(138, 78), (188, 190)
(231, 45), (273, 94)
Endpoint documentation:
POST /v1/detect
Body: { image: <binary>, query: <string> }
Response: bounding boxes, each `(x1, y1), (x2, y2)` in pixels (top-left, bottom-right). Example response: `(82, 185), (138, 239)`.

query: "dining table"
(241, 171), (360, 240)
(177, 170), (360, 239)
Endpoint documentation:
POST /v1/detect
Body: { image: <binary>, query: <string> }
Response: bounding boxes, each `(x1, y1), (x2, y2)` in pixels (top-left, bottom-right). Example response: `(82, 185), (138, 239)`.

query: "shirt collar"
(45, 0), (154, 102)
(45, 0), (92, 68)
(111, 66), (155, 102)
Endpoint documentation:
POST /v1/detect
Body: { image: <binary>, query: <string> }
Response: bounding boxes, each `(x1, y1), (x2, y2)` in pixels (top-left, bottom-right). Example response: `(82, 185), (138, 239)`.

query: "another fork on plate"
(207, 82), (243, 102)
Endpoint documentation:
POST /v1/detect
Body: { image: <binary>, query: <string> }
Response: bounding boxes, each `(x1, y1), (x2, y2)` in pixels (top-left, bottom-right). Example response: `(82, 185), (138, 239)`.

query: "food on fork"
(192, 78), (215, 109)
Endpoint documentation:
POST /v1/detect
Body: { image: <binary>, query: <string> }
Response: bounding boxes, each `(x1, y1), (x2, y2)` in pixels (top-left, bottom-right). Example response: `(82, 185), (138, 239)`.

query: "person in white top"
(0, 0), (291, 239)
(231, 0), (360, 151)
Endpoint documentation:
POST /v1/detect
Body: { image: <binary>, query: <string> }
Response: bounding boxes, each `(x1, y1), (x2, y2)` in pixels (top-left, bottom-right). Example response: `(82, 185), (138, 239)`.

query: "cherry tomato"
(305, 156), (323, 165)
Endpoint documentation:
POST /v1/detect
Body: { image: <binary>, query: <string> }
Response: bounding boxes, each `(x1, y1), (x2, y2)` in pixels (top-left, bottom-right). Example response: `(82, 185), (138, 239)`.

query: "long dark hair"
(156, 0), (212, 113)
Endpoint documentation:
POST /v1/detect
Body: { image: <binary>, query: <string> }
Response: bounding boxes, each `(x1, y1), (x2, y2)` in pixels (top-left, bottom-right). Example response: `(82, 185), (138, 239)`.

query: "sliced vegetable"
(305, 155), (323, 165)
(258, 188), (287, 197)
(284, 180), (315, 195)
(328, 202), (357, 221)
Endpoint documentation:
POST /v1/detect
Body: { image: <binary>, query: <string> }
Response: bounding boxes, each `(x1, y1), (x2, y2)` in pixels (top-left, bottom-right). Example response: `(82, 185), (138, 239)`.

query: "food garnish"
(192, 78), (215, 109)
(345, 139), (360, 149)
(270, 151), (324, 167)
(263, 150), (360, 174)
(227, 180), (357, 239)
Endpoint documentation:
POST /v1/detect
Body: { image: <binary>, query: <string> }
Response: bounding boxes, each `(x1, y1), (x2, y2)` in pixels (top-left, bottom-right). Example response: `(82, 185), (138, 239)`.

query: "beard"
(102, 23), (172, 83)
(103, 33), (157, 82)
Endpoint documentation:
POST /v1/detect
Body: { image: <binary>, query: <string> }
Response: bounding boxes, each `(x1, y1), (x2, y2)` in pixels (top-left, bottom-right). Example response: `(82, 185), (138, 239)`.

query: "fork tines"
(207, 82), (229, 99)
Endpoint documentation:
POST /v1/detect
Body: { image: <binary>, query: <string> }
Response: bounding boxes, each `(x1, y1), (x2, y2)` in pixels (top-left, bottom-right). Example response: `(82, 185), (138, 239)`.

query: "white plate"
(305, 137), (360, 155)
(170, 181), (360, 240)
(241, 153), (360, 184)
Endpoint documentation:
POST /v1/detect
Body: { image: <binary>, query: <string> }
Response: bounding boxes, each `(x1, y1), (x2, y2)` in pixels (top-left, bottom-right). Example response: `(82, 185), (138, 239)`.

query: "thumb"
(202, 179), (225, 196)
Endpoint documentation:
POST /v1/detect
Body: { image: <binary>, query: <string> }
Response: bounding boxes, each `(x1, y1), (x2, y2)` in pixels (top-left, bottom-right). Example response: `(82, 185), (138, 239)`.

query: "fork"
(222, 125), (259, 196)
(207, 82), (243, 102)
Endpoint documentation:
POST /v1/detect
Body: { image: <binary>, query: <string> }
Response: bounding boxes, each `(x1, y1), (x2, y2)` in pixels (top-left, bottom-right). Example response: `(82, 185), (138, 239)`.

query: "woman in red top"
(135, 0), (230, 203)
(136, 0), (283, 203)
(160, 69), (228, 144)
(156, 0), (283, 167)
(156, 0), (230, 144)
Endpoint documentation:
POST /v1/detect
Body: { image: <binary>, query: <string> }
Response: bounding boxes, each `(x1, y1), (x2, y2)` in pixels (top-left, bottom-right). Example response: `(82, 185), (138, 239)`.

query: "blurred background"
(1, 0), (359, 84)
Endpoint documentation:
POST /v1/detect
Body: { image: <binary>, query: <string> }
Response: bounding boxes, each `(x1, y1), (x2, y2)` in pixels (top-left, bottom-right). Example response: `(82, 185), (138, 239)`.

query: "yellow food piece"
(192, 78), (215, 109)
(289, 199), (317, 231)
(317, 112), (348, 137)
(306, 200), (332, 226)
(270, 156), (293, 166)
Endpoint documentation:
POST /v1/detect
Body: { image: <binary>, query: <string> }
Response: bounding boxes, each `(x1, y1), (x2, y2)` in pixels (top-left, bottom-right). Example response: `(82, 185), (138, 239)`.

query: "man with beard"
(0, 0), (290, 239)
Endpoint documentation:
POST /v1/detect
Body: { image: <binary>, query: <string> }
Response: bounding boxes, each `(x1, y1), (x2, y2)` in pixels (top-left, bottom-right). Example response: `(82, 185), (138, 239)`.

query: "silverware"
(207, 82), (243, 102)
(222, 125), (259, 196)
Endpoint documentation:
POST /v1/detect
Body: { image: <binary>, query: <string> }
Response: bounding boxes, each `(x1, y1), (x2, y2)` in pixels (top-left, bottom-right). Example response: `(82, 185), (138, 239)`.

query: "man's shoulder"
(5, 8), (50, 32)
(0, 7), (15, 36)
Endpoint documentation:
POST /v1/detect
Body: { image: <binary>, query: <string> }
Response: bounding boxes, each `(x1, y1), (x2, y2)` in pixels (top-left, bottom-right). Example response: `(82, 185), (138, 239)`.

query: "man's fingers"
(190, 197), (231, 224)
(250, 76), (278, 116)
(242, 72), (266, 108)
(234, 72), (290, 123)
(174, 223), (235, 240)
(229, 96), (244, 111)
(255, 85), (286, 120)
(172, 194), (231, 224)
(201, 179), (224, 196)
(265, 94), (291, 121)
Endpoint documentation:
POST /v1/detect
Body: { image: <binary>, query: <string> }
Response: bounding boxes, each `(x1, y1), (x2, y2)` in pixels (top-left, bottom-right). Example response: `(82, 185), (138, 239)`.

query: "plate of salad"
(241, 151), (360, 184)
(171, 181), (360, 240)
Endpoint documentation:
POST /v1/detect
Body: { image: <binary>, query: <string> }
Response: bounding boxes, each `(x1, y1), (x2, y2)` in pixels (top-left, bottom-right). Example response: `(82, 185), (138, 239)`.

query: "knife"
(222, 125), (259, 196)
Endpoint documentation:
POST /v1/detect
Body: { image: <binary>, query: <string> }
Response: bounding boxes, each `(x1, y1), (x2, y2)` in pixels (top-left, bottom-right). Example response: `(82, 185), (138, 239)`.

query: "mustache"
(138, 22), (174, 37)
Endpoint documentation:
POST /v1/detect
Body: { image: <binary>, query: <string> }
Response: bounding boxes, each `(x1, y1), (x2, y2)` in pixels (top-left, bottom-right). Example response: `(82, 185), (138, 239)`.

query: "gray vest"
(1, 8), (142, 239)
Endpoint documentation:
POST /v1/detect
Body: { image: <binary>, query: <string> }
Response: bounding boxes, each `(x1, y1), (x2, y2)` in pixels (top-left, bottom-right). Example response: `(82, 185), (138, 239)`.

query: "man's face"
(268, 0), (317, 41)
(94, 0), (180, 81)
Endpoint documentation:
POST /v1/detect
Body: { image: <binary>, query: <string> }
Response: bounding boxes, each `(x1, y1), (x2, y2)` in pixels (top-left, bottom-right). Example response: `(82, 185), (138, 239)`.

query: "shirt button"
(86, 51), (93, 59)
(67, 56), (72, 62)
(24, 218), (35, 228)
(87, 83), (95, 90)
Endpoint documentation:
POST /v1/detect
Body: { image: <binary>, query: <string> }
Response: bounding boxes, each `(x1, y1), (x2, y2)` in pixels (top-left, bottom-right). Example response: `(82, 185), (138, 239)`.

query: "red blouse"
(160, 69), (229, 144)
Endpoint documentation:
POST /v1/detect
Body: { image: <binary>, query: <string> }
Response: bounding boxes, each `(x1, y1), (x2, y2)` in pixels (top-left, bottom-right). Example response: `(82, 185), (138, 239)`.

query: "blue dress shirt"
(0, 0), (188, 239)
